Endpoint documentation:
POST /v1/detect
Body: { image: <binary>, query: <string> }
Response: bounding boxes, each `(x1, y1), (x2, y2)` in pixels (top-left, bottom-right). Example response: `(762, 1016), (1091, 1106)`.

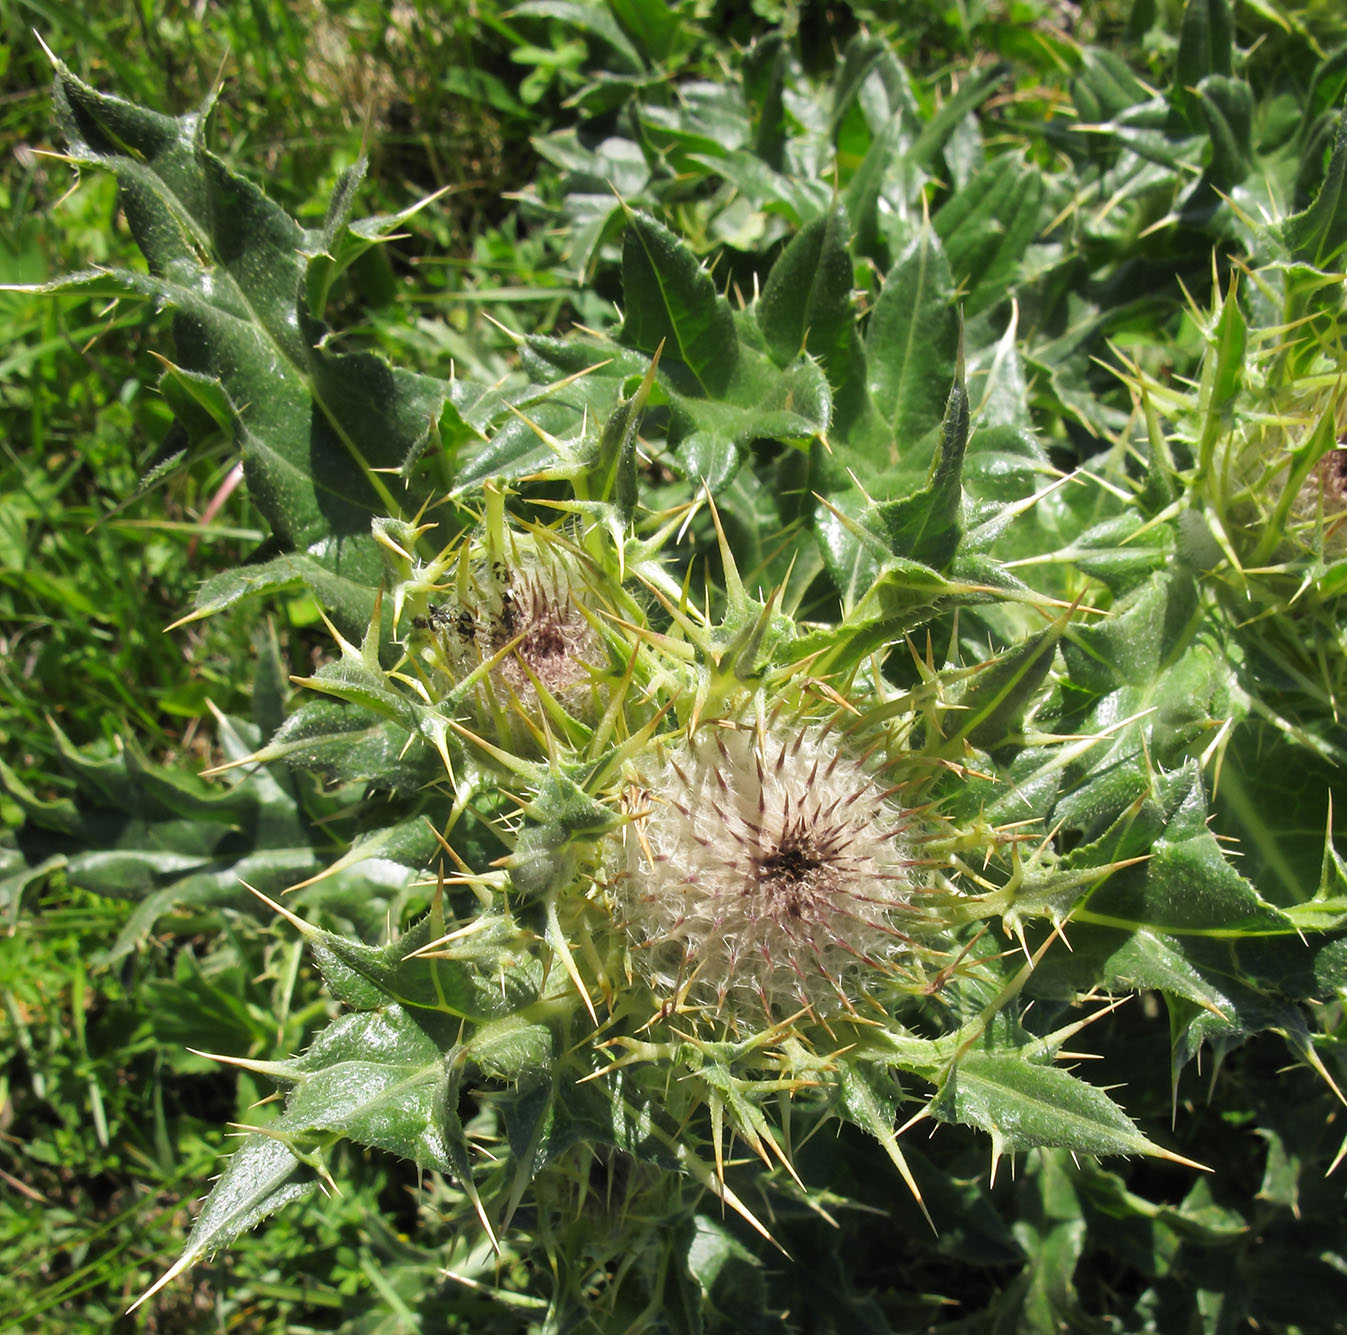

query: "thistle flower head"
(613, 708), (937, 1028)
(423, 552), (604, 709)
(401, 515), (617, 751)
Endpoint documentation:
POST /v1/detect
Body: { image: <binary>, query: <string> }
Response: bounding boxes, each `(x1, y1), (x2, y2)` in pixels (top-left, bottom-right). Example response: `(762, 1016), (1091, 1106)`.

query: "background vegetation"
(4, 1), (1347, 1331)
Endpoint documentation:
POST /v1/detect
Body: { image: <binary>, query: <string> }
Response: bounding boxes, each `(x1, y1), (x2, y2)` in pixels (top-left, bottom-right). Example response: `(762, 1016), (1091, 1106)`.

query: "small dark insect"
(413, 603), (457, 632)
(498, 587), (518, 636)
(413, 603), (477, 640)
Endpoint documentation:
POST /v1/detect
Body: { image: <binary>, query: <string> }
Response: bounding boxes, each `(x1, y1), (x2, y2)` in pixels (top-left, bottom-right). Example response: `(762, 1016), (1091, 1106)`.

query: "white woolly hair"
(615, 714), (927, 1025)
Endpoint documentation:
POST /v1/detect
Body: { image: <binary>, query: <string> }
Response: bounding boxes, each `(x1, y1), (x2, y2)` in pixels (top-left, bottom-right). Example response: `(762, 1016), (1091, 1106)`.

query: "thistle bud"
(410, 528), (615, 751)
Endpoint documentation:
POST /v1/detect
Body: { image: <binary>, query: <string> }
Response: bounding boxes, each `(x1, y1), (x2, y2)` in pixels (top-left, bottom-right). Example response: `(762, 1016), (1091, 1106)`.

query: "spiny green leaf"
(1283, 103), (1347, 270)
(259, 698), (441, 792)
(865, 222), (959, 455)
(137, 1134), (316, 1309)
(306, 912), (540, 1021)
(865, 358), (969, 570)
(1061, 569), (1199, 692)
(280, 1029), (454, 1172)
(586, 353), (656, 516)
(186, 551), (382, 637)
(1067, 762), (1295, 937)
(949, 627), (1060, 751)
(931, 1053), (1188, 1160)
(934, 155), (1045, 317)
(619, 210), (739, 397)
(50, 65), (447, 555)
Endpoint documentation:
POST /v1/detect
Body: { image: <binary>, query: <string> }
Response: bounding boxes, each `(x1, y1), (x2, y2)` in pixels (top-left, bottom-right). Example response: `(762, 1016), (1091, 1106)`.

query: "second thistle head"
(417, 549), (606, 727)
(393, 495), (628, 755)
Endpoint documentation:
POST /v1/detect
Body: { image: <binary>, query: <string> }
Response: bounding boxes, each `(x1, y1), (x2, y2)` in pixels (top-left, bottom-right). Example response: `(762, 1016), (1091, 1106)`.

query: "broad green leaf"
(522, 332), (651, 386)
(1053, 512), (1174, 595)
(156, 360), (234, 438)
(686, 148), (830, 227)
(511, 0), (645, 73)
(156, 1001), (461, 1311)
(865, 223), (958, 453)
(0, 722), (322, 959)
(1007, 1152), (1087, 1335)
(743, 32), (787, 171)
(639, 83), (751, 172)
(469, 1017), (554, 1085)
(1172, 0), (1234, 131)
(687, 1217), (766, 1326)
(908, 63), (1008, 173)
(619, 211), (739, 397)
(1194, 74), (1254, 190)
(1025, 926), (1234, 1015)
(1211, 723), (1340, 906)
(1072, 47), (1151, 124)
(757, 204), (850, 366)
(758, 205), (867, 435)
(842, 118), (898, 264)
(608, 0), (684, 67)
(828, 35), (897, 139)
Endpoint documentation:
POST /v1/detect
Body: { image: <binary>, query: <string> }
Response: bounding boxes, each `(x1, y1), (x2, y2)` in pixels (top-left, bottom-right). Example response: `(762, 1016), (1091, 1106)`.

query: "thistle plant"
(14, 8), (1347, 1330)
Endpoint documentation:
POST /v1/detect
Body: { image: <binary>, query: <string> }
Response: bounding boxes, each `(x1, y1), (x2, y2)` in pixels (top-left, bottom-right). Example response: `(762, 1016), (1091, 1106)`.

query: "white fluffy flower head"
(615, 712), (929, 1025)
